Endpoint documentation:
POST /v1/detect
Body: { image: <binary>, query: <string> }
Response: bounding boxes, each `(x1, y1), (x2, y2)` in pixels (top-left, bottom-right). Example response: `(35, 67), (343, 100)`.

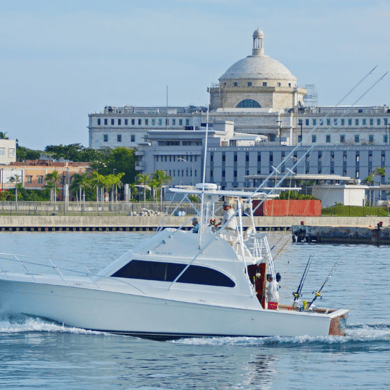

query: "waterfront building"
(1, 160), (90, 198)
(0, 139), (17, 166)
(88, 29), (390, 149)
(89, 28), (390, 201)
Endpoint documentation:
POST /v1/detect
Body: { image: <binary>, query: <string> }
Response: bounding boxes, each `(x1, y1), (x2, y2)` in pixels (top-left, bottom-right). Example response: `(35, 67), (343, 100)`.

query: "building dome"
(219, 29), (297, 83)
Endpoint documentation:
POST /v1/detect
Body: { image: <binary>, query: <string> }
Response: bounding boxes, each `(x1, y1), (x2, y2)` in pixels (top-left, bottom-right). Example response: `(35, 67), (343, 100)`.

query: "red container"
(253, 200), (322, 217)
(268, 302), (278, 310)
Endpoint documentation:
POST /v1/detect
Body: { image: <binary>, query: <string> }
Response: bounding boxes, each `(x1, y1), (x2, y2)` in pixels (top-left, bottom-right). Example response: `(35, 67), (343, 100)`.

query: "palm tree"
(152, 170), (172, 201)
(9, 174), (21, 210)
(90, 171), (105, 203)
(136, 173), (150, 202)
(45, 171), (60, 204)
(70, 172), (91, 205)
(0, 132), (8, 139)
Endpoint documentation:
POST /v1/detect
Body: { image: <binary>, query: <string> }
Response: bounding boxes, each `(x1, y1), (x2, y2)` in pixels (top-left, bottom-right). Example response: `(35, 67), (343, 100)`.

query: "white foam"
(172, 323), (390, 346)
(0, 315), (106, 335)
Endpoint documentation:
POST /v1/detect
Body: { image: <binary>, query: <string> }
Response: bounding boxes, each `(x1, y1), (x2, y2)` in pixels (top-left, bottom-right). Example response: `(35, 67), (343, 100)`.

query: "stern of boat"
(328, 309), (349, 336)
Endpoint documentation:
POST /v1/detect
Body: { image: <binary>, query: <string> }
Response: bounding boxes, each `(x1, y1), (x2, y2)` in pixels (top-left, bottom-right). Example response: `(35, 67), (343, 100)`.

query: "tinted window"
(111, 260), (235, 288)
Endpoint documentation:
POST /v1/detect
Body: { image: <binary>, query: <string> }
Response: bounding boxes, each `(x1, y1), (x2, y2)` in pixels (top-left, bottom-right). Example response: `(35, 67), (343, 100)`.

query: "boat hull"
(0, 279), (348, 339)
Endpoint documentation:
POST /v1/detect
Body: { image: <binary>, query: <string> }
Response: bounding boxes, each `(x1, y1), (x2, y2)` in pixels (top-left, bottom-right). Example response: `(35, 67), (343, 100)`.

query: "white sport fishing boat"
(0, 183), (348, 339)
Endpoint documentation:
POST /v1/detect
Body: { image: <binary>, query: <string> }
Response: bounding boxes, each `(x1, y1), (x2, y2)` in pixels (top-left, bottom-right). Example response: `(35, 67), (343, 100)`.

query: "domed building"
(209, 29), (306, 111)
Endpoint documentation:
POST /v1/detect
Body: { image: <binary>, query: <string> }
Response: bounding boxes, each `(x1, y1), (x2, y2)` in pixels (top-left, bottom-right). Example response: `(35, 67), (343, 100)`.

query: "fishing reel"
(312, 291), (322, 299)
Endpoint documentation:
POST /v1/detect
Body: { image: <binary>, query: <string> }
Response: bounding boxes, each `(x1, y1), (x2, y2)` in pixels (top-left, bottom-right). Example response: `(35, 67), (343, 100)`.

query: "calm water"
(0, 232), (389, 389)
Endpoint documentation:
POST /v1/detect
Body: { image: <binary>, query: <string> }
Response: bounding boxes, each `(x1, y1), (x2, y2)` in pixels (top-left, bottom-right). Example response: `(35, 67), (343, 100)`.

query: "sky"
(0, 0), (389, 150)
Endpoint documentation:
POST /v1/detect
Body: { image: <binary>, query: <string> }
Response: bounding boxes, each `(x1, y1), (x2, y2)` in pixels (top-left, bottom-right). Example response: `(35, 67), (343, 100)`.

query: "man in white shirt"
(266, 274), (279, 310)
(218, 202), (237, 232)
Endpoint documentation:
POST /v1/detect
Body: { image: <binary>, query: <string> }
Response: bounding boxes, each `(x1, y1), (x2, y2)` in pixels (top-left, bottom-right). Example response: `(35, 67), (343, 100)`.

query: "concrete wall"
(0, 215), (389, 228)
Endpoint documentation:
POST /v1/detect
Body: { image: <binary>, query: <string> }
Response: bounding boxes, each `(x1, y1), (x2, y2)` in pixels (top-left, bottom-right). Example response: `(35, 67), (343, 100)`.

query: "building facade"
(0, 139), (17, 166)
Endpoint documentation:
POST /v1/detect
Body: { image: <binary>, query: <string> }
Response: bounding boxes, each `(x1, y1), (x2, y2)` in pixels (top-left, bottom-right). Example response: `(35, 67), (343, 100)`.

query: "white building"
(0, 139), (17, 166)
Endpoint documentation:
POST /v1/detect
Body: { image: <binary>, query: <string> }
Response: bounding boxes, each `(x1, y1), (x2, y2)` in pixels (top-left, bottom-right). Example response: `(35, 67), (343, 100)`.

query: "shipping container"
(253, 200), (322, 216)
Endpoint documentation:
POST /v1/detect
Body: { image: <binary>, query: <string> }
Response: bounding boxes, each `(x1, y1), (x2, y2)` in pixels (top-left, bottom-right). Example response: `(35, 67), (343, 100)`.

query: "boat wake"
(172, 323), (390, 348)
(0, 314), (105, 335)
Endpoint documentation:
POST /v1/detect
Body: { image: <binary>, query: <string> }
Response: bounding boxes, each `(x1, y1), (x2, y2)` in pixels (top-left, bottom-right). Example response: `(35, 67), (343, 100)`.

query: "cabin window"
(111, 260), (235, 288)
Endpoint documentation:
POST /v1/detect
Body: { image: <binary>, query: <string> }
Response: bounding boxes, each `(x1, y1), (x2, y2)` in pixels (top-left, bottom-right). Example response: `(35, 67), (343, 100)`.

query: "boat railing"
(0, 253), (146, 295)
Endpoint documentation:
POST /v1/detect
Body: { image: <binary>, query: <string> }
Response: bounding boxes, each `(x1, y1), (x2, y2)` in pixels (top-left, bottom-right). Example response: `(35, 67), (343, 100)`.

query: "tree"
(45, 171), (60, 203)
(17, 146), (41, 161)
(70, 172), (92, 202)
(92, 147), (137, 185)
(0, 132), (8, 139)
(151, 170), (172, 201)
(136, 173), (150, 202)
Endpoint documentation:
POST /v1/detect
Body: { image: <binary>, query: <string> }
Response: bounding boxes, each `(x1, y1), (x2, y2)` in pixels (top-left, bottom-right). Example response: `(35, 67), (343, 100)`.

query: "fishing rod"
(292, 254), (313, 302)
(307, 258), (342, 309)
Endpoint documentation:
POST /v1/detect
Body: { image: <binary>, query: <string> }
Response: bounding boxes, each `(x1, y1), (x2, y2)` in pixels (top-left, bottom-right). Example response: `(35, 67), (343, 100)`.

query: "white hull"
(0, 279), (347, 339)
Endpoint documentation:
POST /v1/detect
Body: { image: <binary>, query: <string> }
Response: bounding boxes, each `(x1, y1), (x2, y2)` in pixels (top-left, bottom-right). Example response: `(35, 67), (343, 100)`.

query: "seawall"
(0, 216), (389, 232)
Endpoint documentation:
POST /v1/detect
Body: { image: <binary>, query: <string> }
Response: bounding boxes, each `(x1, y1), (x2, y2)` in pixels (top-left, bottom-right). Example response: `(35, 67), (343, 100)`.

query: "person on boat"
(192, 217), (200, 233)
(217, 202), (237, 232)
(266, 274), (279, 310)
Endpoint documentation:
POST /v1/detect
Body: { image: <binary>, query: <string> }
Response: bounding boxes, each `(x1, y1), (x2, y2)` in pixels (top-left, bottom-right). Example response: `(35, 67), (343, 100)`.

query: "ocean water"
(0, 232), (389, 389)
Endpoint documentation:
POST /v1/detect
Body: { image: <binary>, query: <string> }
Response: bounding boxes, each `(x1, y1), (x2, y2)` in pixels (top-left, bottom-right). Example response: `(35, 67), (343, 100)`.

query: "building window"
(363, 118), (367, 125)
(166, 119), (169, 126)
(138, 119), (142, 126)
(234, 153), (237, 162)
(384, 118), (388, 125)
(145, 119), (149, 126)
(111, 119), (114, 125)
(327, 119), (331, 126)
(370, 118), (374, 125)
(384, 135), (388, 143)
(179, 119), (183, 126)
(369, 135), (374, 143)
(118, 119), (121, 125)
(38, 176), (44, 184)
(125, 119), (128, 125)
(236, 99), (261, 108)
(334, 119), (338, 125)
(326, 135), (331, 143)
(320, 119), (323, 125)
(340, 135), (345, 143)
(172, 119), (176, 125)
(355, 119), (359, 126)
(103, 134), (108, 142)
(131, 135), (135, 142)
(288, 83), (291, 87)
(27, 176), (32, 184)
(131, 119), (135, 125)
(305, 119), (309, 126)
(312, 135), (317, 143)
(186, 119), (190, 126)
(104, 119), (108, 125)
(263, 82), (267, 86)
(97, 119), (101, 125)
(248, 82), (252, 87)
(158, 119), (162, 126)
(355, 135), (359, 143)
(234, 82), (238, 87)
(313, 119), (317, 126)
(152, 119), (156, 126)
(117, 135), (122, 142)
(277, 82), (281, 87)
(348, 119), (352, 126)
(341, 119), (345, 126)
(377, 118), (381, 125)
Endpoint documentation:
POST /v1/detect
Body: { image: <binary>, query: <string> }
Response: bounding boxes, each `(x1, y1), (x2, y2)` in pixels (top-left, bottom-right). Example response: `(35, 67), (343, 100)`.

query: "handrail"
(0, 254), (145, 295)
